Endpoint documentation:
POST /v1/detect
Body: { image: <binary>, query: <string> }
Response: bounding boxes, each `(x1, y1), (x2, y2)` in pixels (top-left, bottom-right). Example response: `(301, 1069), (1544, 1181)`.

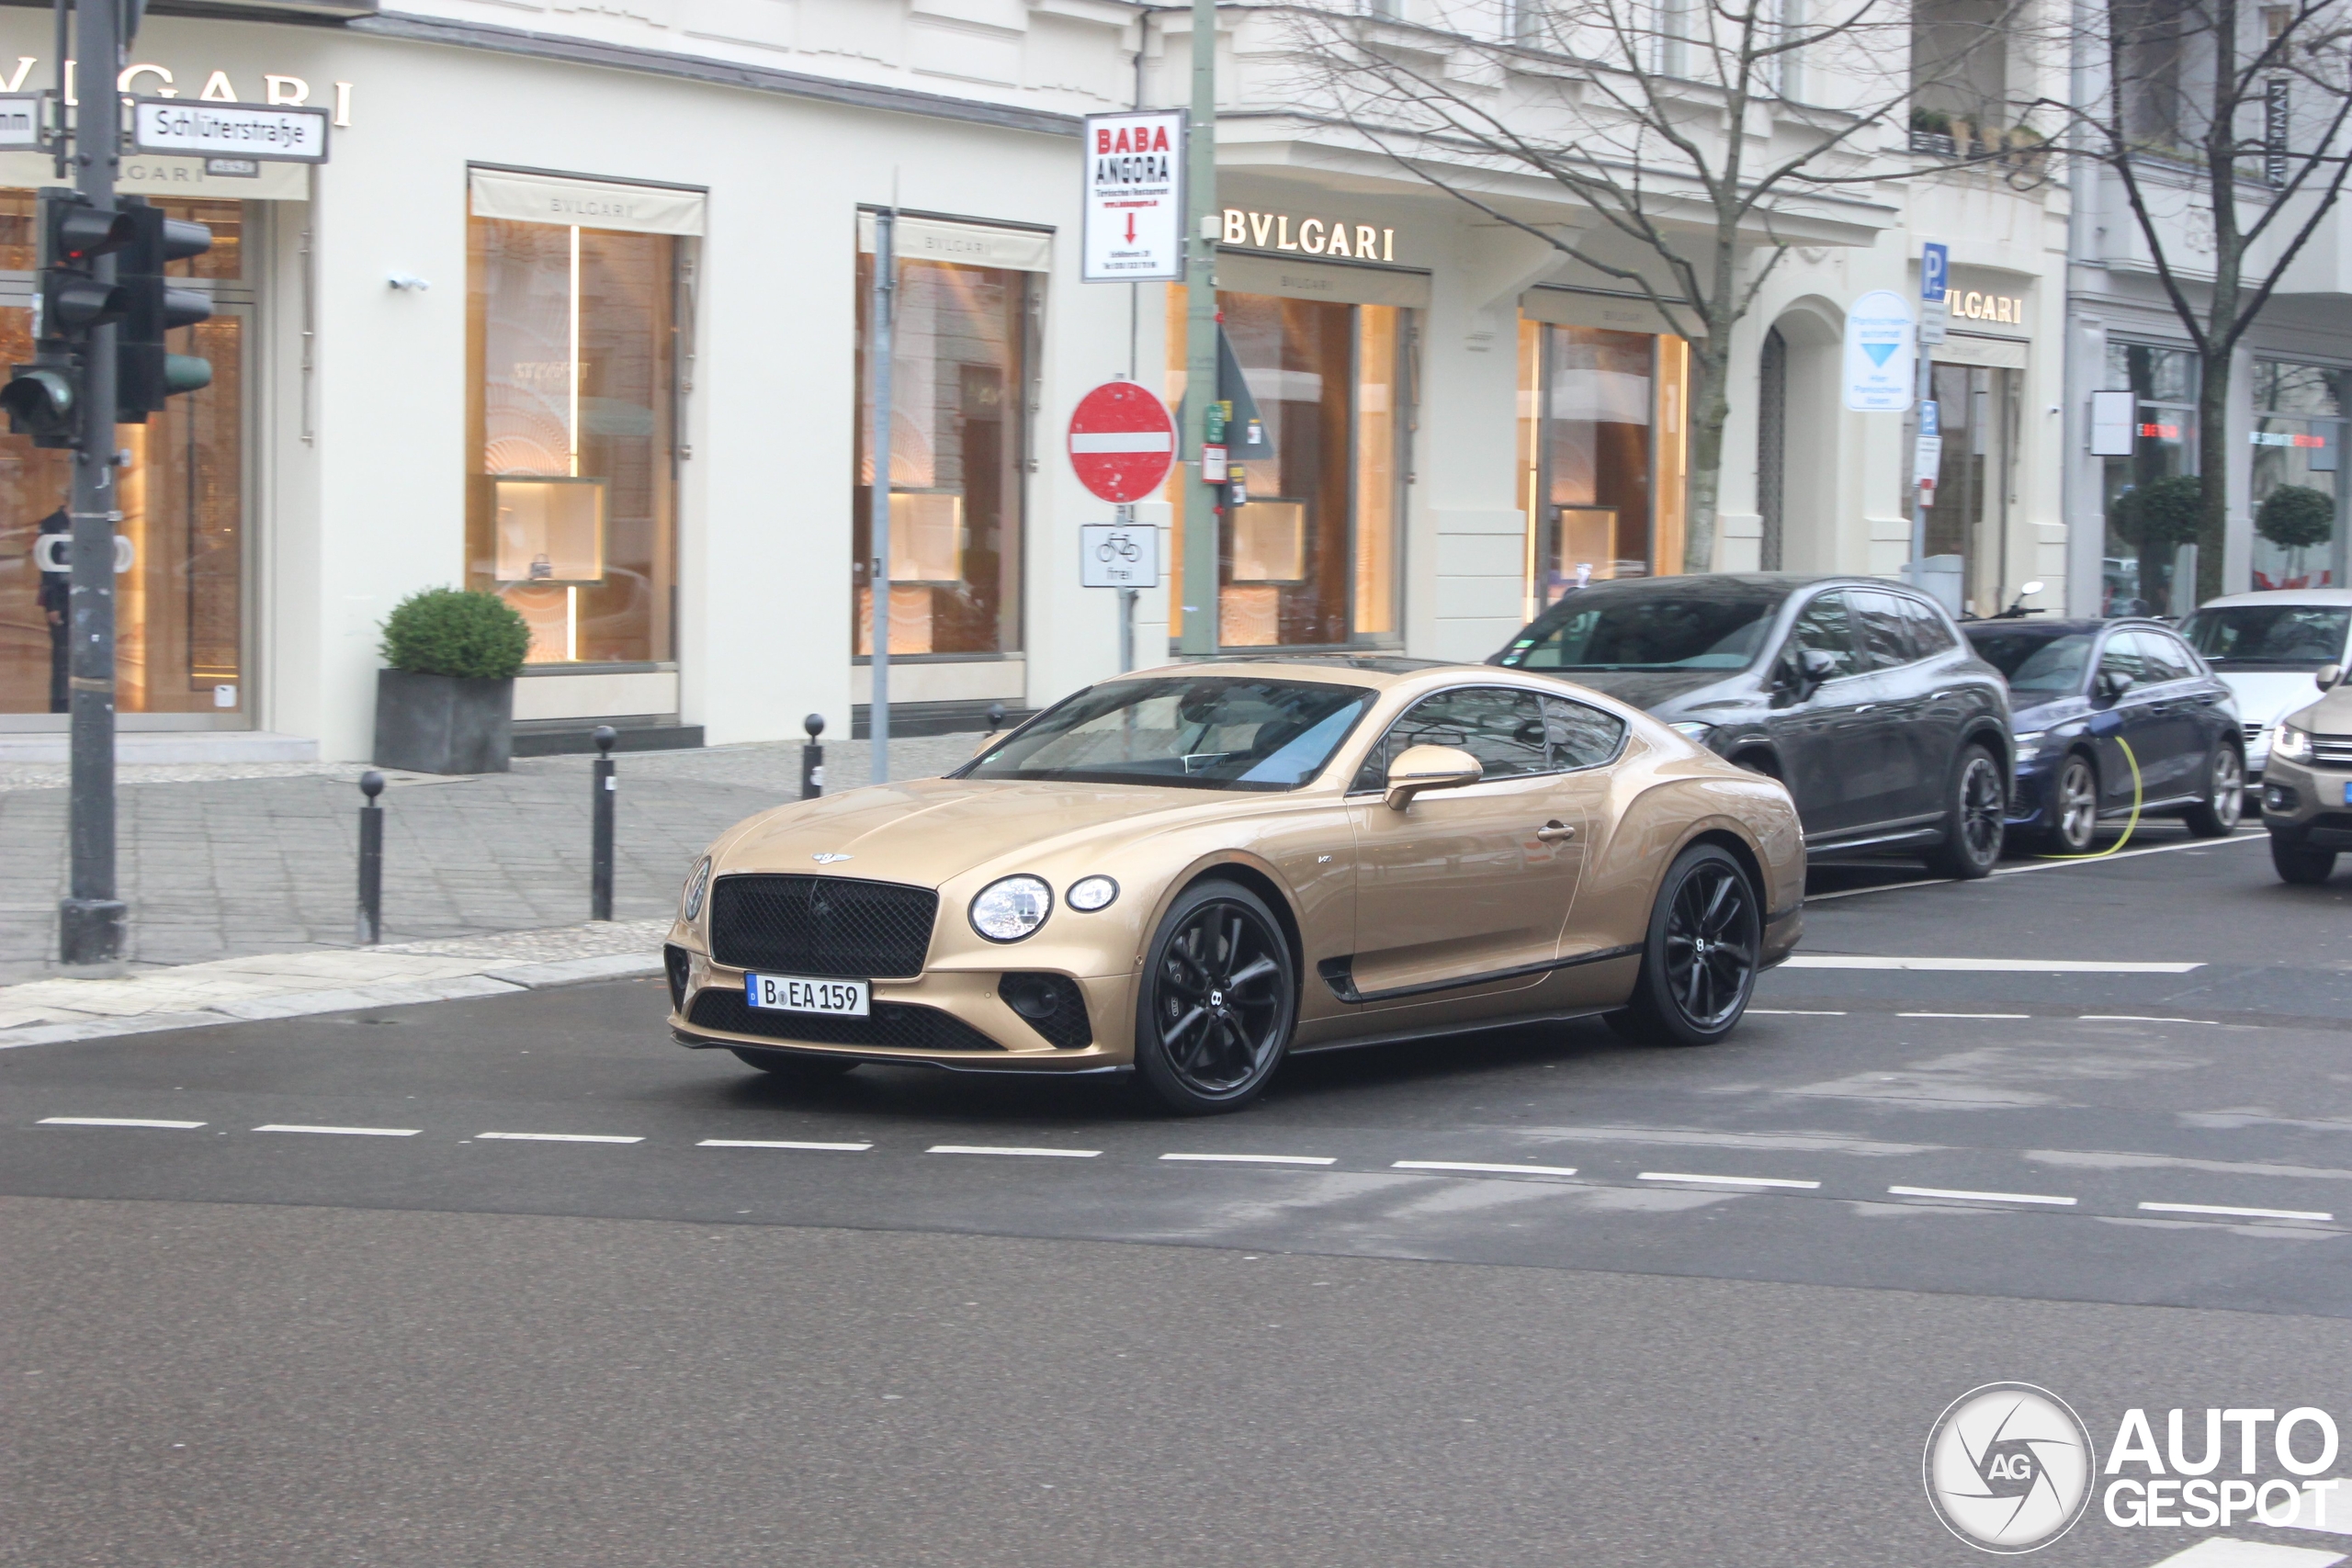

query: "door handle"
(1854, 704), (1877, 714)
(1535, 820), (1577, 841)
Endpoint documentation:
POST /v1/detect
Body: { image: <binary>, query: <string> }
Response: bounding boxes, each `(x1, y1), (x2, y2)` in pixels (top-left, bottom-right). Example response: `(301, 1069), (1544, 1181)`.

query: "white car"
(2177, 589), (2352, 776)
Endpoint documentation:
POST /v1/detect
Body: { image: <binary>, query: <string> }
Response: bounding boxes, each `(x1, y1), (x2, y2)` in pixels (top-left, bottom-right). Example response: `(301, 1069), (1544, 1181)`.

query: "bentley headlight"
(1067, 875), (1119, 912)
(971, 875), (1053, 942)
(2276, 724), (2314, 763)
(680, 856), (712, 920)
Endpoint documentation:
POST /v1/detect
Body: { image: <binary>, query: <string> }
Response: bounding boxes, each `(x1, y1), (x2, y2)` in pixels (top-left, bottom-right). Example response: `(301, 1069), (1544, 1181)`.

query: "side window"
(1350, 687), (1552, 791)
(2098, 635), (2149, 686)
(1899, 594), (1959, 655)
(1785, 592), (1862, 680)
(1541, 695), (1627, 770)
(2134, 631), (2197, 682)
(1852, 591), (1919, 670)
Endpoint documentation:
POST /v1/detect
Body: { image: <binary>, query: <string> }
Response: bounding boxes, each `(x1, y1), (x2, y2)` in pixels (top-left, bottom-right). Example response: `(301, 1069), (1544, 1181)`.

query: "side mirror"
(970, 729), (1001, 757)
(2095, 669), (2132, 704)
(1797, 649), (1839, 686)
(1384, 744), (1484, 811)
(2319, 664), (2343, 692)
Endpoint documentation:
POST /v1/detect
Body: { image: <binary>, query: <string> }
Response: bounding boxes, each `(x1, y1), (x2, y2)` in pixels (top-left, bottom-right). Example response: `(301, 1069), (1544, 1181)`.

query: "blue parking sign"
(1921, 242), (1949, 304)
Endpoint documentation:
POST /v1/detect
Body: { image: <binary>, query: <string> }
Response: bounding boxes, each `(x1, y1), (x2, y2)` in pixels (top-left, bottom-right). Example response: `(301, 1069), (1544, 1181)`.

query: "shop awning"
(469, 168), (707, 237)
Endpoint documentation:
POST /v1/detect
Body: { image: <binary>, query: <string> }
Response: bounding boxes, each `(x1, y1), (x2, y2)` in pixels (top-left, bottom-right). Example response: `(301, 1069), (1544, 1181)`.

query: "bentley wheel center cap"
(1210, 989), (1226, 1009)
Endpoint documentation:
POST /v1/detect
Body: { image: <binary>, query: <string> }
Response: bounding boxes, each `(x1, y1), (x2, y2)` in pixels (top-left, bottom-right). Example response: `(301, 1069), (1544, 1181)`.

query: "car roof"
(1966, 617), (2172, 637)
(2194, 588), (2352, 608)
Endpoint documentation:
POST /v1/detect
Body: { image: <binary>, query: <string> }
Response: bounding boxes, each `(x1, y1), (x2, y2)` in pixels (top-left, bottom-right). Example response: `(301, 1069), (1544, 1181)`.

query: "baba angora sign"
(1081, 109), (1183, 283)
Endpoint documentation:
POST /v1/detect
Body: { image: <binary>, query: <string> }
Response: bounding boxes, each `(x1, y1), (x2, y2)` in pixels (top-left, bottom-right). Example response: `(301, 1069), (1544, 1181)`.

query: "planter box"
(374, 670), (514, 774)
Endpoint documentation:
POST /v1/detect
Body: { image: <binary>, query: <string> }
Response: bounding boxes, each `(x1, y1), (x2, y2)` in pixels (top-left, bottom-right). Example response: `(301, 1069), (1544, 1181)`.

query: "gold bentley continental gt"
(663, 659), (1804, 1113)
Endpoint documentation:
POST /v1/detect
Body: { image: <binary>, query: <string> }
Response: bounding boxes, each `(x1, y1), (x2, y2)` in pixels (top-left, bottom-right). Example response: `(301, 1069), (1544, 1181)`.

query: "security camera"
(387, 273), (432, 292)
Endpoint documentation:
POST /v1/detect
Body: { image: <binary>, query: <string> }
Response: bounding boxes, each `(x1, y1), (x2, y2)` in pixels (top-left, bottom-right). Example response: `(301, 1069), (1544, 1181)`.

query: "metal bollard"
(356, 771), (385, 945)
(986, 701), (1006, 735)
(591, 725), (616, 922)
(801, 713), (826, 799)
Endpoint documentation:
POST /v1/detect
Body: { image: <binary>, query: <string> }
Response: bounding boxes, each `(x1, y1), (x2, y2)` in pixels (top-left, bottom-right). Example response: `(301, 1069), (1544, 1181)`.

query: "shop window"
(467, 214), (678, 665)
(1921, 362), (2017, 615)
(1162, 289), (1408, 649)
(852, 246), (1029, 658)
(2250, 359), (2346, 590)
(0, 193), (244, 717)
(2100, 342), (2197, 615)
(1515, 320), (1691, 615)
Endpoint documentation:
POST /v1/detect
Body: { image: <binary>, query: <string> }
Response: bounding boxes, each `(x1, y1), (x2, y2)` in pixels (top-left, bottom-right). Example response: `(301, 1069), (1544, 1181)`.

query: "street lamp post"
(1177, 0), (1219, 657)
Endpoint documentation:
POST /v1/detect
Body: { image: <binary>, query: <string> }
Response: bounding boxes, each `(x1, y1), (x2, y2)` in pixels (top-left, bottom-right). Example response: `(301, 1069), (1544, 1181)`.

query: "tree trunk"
(2195, 353), (2232, 606)
(1684, 340), (1732, 574)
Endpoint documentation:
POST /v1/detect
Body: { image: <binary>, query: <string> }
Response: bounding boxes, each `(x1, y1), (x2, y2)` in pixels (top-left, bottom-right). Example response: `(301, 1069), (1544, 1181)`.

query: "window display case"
(492, 477), (607, 586)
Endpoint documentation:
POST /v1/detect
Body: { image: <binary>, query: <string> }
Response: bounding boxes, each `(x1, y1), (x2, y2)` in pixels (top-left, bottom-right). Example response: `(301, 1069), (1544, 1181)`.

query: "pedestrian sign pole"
(1909, 243), (1949, 589)
(1178, 0), (1220, 656)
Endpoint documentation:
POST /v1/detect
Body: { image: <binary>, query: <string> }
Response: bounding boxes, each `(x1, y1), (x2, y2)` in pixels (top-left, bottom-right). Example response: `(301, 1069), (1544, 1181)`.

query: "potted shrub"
(373, 588), (532, 773)
(1910, 107), (1957, 157)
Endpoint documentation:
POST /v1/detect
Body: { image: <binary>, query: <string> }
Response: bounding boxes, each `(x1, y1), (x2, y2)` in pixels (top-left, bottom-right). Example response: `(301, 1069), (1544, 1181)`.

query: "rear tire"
(2183, 746), (2245, 838)
(1611, 844), (1760, 1047)
(2270, 830), (2337, 886)
(729, 1047), (859, 1082)
(1925, 746), (2006, 880)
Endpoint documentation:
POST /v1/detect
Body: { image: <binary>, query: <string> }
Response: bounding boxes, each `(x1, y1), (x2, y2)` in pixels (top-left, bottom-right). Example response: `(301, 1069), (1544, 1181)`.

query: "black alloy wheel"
(730, 1047), (860, 1082)
(2271, 829), (2337, 886)
(1606, 843), (1760, 1047)
(1925, 746), (2006, 880)
(2042, 752), (2099, 854)
(2184, 746), (2245, 838)
(1134, 880), (1297, 1114)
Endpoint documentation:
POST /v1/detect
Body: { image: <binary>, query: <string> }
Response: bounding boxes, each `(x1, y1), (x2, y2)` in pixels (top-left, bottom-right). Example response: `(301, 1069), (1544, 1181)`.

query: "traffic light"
(1, 190), (134, 446)
(114, 197), (213, 421)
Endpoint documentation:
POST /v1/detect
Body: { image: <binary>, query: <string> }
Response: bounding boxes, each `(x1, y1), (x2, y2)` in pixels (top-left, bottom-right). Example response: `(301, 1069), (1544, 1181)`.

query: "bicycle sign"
(1080, 524), (1160, 588)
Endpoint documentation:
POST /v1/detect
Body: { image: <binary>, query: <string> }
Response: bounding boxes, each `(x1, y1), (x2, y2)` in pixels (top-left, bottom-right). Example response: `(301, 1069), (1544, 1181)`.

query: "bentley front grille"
(707, 874), (938, 978)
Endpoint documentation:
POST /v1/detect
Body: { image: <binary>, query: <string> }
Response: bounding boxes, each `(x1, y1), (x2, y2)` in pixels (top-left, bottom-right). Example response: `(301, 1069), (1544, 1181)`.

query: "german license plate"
(744, 974), (870, 1017)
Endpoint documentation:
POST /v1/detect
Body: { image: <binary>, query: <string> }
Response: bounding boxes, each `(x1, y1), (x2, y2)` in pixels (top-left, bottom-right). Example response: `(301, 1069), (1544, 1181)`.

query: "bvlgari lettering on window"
(1221, 209), (1397, 263)
(6, 58), (357, 126)
(1951, 290), (2026, 327)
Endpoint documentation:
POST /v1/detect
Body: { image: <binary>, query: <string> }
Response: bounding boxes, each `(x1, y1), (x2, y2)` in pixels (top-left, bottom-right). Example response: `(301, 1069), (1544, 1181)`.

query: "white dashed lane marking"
(1899, 1011), (2030, 1020)
(1781, 956), (2204, 973)
(39, 1116), (205, 1129)
(1393, 1160), (1581, 1178)
(927, 1145), (1101, 1158)
(476, 1131), (645, 1145)
(1161, 1152), (1337, 1167)
(1639, 1171), (1821, 1190)
(1889, 1185), (2079, 1206)
(699, 1138), (872, 1152)
(253, 1123), (420, 1137)
(2140, 1201), (2335, 1223)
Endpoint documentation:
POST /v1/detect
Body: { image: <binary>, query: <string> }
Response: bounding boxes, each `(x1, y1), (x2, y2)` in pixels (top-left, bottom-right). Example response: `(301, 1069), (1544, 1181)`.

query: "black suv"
(1490, 573), (2013, 877)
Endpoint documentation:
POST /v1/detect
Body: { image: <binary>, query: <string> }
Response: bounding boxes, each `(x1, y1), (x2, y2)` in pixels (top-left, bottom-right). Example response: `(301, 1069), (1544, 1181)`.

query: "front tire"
(1133, 880), (1298, 1114)
(2271, 829), (2337, 886)
(2038, 752), (2099, 854)
(1925, 746), (2007, 880)
(1611, 844), (1760, 1047)
(2183, 746), (2245, 838)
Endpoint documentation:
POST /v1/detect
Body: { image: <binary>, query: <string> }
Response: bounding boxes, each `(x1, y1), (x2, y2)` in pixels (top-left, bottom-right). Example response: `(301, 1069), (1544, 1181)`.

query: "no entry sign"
(1067, 381), (1176, 503)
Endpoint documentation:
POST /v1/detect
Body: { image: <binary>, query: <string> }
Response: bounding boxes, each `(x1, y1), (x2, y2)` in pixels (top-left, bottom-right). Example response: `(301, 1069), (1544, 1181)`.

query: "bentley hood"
(709, 775), (1231, 888)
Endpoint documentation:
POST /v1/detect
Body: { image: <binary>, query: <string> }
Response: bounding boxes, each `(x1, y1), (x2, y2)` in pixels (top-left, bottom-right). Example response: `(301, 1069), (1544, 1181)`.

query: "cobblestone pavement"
(0, 735), (979, 984)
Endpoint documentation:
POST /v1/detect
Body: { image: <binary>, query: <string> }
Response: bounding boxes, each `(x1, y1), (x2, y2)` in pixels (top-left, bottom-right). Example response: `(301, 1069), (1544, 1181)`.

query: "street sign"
(1067, 380), (1176, 502)
(0, 95), (43, 149)
(1082, 109), (1184, 282)
(130, 99), (328, 164)
(1842, 290), (1916, 412)
(1918, 242), (1949, 346)
(1081, 523), (1160, 588)
(2088, 389), (2136, 456)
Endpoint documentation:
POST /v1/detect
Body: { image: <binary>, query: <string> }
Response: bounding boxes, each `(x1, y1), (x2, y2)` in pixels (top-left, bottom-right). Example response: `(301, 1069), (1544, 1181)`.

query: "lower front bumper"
(2255, 758), (2352, 846)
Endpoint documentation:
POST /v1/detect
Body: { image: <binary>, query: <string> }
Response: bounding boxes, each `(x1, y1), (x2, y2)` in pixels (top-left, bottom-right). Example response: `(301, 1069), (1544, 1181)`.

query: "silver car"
(2177, 589), (2352, 777)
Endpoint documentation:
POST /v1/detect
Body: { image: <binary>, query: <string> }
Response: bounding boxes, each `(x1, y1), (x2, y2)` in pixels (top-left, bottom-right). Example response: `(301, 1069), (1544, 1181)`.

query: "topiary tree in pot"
(2257, 483), (2335, 552)
(373, 588), (532, 773)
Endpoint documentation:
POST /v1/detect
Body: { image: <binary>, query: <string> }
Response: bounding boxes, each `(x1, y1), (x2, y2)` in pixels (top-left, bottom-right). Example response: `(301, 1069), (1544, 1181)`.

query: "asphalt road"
(6, 821), (2352, 1568)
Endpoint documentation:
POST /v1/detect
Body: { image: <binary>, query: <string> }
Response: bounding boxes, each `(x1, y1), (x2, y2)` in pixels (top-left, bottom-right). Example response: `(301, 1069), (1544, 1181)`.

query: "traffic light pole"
(1177, 0), (1218, 657)
(60, 0), (124, 970)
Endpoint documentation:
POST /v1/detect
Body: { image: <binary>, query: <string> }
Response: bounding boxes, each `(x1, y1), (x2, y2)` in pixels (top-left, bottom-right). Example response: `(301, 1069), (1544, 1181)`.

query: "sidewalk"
(0, 733), (979, 986)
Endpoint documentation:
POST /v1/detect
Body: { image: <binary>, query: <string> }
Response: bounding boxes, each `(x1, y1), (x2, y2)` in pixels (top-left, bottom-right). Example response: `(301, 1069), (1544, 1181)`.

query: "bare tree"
(1284, 0), (1991, 574)
(2051, 0), (2352, 603)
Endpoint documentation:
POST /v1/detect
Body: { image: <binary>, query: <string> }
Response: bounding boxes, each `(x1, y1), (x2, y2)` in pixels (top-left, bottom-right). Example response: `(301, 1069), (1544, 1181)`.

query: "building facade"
(0, 0), (2074, 761)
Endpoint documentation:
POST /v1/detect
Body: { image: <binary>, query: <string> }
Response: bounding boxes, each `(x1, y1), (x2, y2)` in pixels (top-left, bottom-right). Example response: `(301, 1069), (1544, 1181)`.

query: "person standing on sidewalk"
(35, 503), (67, 714)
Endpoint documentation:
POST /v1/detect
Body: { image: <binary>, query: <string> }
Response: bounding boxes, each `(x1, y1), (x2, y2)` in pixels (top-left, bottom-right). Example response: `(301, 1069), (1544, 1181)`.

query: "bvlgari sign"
(132, 99), (327, 162)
